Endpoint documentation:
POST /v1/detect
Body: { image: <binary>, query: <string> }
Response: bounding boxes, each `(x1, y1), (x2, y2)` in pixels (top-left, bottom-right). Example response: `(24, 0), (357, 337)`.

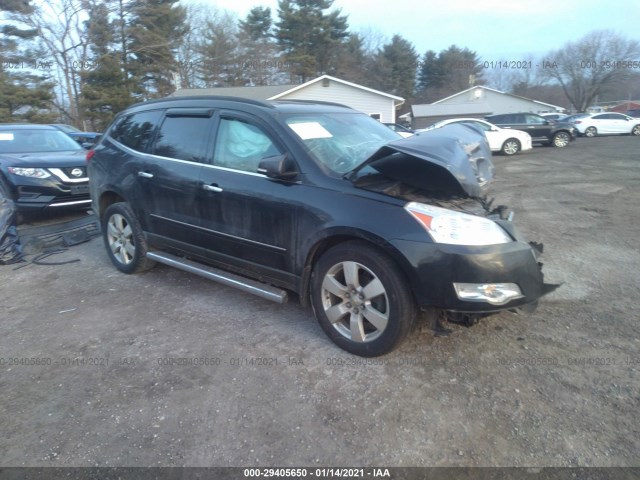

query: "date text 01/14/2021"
(243, 468), (391, 477)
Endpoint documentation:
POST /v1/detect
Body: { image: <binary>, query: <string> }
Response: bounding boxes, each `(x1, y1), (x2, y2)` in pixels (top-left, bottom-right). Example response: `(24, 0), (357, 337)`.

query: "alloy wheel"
(107, 213), (135, 265)
(320, 260), (389, 343)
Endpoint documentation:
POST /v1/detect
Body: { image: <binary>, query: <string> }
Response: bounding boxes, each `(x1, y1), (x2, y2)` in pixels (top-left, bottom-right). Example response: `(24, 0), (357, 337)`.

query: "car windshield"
(284, 112), (400, 174)
(0, 129), (84, 153)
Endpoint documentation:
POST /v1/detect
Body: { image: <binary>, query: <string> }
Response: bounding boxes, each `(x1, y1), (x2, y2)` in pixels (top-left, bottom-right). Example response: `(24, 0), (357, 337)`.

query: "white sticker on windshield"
(0, 133), (14, 141)
(288, 122), (333, 140)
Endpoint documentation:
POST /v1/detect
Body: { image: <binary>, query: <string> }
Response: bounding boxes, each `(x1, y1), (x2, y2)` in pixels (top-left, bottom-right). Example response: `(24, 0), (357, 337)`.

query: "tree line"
(1, 0), (639, 131)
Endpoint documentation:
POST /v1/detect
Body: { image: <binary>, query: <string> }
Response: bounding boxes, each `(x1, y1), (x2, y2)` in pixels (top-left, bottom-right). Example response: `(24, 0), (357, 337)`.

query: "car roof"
(122, 96), (356, 115)
(486, 112), (542, 117)
(0, 124), (58, 131)
(440, 118), (489, 123)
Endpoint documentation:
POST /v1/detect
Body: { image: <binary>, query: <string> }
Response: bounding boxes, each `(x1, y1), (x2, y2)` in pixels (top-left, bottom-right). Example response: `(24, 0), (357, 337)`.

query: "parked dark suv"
(485, 112), (577, 147)
(0, 124), (91, 212)
(88, 96), (556, 356)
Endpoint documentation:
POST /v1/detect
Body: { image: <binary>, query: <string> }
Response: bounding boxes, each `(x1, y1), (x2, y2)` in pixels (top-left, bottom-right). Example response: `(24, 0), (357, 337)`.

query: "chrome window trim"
(109, 138), (269, 178)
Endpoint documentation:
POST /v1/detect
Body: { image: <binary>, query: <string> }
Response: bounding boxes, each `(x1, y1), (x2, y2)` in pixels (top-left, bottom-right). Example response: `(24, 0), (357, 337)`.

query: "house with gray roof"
(411, 86), (565, 129)
(173, 75), (405, 123)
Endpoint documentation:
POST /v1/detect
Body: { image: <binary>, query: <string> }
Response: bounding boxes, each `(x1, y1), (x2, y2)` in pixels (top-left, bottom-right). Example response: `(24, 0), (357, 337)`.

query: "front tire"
(552, 131), (571, 147)
(632, 125), (640, 136)
(310, 241), (416, 357)
(585, 126), (597, 137)
(101, 202), (155, 274)
(501, 138), (521, 156)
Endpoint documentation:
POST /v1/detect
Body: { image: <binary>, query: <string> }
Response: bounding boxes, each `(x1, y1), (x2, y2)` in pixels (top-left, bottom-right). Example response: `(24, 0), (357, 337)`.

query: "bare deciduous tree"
(542, 30), (640, 111)
(28, 0), (90, 126)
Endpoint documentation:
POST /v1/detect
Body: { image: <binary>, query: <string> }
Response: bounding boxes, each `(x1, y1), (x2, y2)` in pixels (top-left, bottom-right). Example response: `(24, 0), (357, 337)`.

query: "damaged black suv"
(88, 97), (555, 356)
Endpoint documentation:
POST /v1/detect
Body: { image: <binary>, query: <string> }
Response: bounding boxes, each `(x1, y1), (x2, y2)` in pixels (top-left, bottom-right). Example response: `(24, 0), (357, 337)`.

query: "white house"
(173, 75), (405, 123)
(411, 86), (565, 128)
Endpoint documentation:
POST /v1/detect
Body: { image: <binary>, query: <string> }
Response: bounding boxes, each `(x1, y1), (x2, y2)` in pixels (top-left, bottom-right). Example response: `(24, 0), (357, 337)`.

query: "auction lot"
(1, 136), (639, 467)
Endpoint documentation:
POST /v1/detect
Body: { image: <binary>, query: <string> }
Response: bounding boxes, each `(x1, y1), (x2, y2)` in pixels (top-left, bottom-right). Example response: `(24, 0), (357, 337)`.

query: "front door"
(196, 113), (300, 285)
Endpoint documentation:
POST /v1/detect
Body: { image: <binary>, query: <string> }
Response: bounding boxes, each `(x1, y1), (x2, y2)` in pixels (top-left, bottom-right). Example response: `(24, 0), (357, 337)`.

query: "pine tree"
(128, 0), (188, 98)
(238, 7), (286, 85)
(417, 45), (484, 102)
(79, 0), (134, 131)
(275, 0), (349, 82)
(378, 35), (418, 100)
(195, 9), (241, 87)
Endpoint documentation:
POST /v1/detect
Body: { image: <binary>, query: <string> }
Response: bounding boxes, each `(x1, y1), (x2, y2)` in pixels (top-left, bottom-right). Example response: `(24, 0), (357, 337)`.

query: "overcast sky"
(189, 0), (640, 62)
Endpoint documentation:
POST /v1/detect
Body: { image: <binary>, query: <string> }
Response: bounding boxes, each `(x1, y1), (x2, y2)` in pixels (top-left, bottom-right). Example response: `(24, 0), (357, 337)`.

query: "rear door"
(135, 108), (215, 249)
(590, 114), (612, 133)
(196, 112), (300, 286)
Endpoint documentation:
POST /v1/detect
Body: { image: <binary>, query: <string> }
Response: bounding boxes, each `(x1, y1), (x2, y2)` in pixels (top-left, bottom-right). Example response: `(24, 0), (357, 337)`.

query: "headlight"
(8, 167), (51, 179)
(404, 202), (512, 246)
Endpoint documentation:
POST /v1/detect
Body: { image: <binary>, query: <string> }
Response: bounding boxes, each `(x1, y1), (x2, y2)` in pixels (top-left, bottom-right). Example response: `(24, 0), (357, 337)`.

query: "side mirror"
(257, 154), (298, 180)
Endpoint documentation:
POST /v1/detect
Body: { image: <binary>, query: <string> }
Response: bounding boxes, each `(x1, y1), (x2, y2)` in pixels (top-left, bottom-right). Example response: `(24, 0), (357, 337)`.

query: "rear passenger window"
(213, 118), (282, 173)
(110, 110), (162, 152)
(153, 116), (212, 163)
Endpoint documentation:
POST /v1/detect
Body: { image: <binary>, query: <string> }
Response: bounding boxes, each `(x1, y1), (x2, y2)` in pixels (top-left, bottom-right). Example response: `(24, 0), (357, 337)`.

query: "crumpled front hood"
(351, 124), (494, 197)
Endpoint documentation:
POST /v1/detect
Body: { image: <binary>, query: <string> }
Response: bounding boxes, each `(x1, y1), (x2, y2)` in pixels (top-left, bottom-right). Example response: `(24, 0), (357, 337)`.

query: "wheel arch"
(298, 229), (419, 308)
(501, 137), (521, 154)
(97, 189), (126, 219)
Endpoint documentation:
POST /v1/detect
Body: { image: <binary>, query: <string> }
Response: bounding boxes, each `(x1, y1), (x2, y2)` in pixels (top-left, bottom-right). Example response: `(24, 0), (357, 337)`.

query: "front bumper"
(393, 234), (556, 313)
(7, 175), (90, 211)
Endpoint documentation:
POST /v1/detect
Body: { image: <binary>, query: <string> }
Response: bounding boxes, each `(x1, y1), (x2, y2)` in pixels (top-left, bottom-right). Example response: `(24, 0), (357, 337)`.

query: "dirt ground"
(1, 136), (639, 468)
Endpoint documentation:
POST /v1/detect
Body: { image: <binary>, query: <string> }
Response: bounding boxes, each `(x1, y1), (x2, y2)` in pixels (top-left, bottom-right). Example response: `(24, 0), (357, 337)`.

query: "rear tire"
(585, 126), (597, 137)
(632, 125), (640, 136)
(101, 202), (155, 274)
(310, 241), (416, 357)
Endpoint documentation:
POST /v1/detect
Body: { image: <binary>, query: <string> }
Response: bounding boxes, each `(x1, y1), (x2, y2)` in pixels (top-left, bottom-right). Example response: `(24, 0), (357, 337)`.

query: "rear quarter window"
(110, 110), (163, 152)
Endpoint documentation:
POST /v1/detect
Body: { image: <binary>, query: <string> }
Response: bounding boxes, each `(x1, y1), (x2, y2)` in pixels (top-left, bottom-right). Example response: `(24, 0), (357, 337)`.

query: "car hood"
(350, 124), (494, 197)
(67, 132), (101, 139)
(0, 150), (87, 168)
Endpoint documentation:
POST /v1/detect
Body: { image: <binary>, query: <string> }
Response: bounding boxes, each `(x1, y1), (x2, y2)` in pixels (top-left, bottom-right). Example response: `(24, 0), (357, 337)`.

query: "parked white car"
(419, 118), (533, 156)
(572, 113), (640, 137)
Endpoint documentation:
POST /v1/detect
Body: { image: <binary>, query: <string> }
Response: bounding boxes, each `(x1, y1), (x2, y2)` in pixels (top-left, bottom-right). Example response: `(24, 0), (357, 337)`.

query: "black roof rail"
(128, 95), (275, 110)
(269, 99), (353, 109)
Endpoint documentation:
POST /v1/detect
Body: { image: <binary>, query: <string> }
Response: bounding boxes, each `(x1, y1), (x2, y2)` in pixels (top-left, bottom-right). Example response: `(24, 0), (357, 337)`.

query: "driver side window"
(213, 118), (282, 173)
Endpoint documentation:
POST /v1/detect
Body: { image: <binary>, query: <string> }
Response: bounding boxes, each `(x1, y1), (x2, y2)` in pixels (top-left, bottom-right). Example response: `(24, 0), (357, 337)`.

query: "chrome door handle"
(202, 184), (223, 193)
(137, 171), (154, 178)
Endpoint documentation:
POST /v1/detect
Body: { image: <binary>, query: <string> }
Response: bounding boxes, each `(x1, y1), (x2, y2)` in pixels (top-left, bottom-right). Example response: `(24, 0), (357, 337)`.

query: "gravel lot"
(1, 136), (639, 468)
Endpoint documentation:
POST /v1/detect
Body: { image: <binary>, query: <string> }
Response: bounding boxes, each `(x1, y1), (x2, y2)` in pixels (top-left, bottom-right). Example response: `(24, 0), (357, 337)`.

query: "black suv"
(0, 124), (91, 212)
(485, 112), (577, 147)
(88, 96), (556, 356)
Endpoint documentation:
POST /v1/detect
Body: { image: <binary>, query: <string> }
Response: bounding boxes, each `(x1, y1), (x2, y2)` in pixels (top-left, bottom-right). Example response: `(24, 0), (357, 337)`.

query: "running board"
(146, 251), (288, 304)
